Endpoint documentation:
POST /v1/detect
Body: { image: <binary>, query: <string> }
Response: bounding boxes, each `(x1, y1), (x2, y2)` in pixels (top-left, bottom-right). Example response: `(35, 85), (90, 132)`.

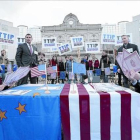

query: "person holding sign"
(15, 34), (39, 85)
(117, 35), (139, 88)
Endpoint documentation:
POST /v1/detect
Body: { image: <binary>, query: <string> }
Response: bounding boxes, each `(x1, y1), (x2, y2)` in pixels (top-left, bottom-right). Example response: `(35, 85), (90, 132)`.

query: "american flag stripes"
(60, 84), (140, 140)
(46, 66), (56, 74)
(3, 66), (30, 86)
(31, 66), (46, 77)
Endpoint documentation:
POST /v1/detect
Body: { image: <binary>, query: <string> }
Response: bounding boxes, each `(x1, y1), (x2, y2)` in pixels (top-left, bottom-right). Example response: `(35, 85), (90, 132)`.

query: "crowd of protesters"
(0, 34), (140, 93)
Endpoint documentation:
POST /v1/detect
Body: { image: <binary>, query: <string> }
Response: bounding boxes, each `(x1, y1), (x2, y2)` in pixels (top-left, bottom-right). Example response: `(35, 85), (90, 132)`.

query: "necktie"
(29, 45), (32, 54)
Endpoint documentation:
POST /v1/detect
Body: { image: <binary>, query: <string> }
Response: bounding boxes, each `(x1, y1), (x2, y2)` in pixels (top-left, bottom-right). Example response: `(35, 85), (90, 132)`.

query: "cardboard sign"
(58, 43), (72, 55)
(85, 42), (100, 53)
(70, 36), (84, 48)
(42, 37), (57, 48)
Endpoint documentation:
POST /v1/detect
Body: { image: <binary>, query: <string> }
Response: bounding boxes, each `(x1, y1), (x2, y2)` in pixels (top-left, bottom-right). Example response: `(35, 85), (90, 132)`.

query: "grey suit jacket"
(15, 43), (38, 67)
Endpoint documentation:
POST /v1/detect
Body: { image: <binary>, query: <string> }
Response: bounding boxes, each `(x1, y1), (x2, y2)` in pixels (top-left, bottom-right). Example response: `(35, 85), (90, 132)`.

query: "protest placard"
(42, 37), (57, 49)
(58, 43), (72, 55)
(85, 42), (100, 53)
(70, 36), (84, 48)
(101, 33), (116, 44)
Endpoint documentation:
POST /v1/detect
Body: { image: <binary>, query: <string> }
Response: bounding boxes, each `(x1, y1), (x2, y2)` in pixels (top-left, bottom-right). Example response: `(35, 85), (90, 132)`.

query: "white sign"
(42, 37), (57, 48)
(70, 36), (84, 48)
(101, 33), (116, 44)
(115, 33), (133, 46)
(0, 31), (15, 45)
(51, 43), (62, 52)
(85, 42), (100, 53)
(58, 43), (72, 55)
(17, 37), (25, 46)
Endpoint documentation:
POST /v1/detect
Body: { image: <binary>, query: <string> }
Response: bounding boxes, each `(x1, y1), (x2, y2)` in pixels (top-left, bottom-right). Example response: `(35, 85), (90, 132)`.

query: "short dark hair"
(121, 35), (129, 38)
(25, 33), (32, 38)
(1, 49), (6, 53)
(42, 53), (45, 57)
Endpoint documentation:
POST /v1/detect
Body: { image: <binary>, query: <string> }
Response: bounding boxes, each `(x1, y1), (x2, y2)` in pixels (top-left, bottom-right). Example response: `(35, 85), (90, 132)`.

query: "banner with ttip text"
(115, 33), (133, 46)
(58, 43), (72, 55)
(42, 37), (57, 49)
(85, 42), (100, 53)
(0, 31), (15, 45)
(51, 43), (62, 52)
(70, 36), (84, 48)
(101, 33), (116, 45)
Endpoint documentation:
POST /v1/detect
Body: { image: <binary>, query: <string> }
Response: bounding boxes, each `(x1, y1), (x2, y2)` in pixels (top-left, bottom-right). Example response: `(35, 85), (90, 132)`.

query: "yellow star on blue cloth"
(0, 110), (7, 121)
(16, 103), (26, 115)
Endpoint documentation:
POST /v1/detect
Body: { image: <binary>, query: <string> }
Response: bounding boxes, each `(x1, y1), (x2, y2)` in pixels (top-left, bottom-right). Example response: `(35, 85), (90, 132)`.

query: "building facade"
(28, 27), (41, 44)
(102, 23), (117, 34)
(0, 19), (19, 61)
(126, 14), (140, 49)
(41, 13), (102, 60)
(117, 21), (128, 35)
(17, 25), (28, 38)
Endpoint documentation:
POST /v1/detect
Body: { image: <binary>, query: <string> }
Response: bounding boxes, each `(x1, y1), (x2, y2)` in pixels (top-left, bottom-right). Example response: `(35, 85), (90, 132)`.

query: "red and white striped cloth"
(3, 66), (30, 86)
(46, 66), (56, 74)
(60, 83), (140, 140)
(31, 66), (46, 77)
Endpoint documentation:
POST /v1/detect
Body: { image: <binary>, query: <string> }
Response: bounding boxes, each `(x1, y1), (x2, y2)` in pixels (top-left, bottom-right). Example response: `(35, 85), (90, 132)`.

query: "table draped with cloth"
(0, 84), (63, 140)
(0, 83), (140, 140)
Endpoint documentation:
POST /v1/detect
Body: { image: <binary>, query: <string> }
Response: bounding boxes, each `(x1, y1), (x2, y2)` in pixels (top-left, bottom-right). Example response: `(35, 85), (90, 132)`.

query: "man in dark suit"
(117, 35), (139, 88)
(15, 34), (38, 85)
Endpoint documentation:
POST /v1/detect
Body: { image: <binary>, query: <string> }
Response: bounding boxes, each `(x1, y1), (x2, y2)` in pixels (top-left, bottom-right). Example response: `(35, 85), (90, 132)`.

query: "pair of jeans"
(101, 71), (108, 83)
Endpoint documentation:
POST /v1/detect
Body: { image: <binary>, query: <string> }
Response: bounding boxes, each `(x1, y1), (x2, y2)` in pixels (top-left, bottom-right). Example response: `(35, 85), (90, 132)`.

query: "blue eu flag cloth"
(113, 65), (118, 73)
(95, 69), (101, 76)
(52, 66), (57, 71)
(38, 64), (46, 71)
(13, 64), (18, 72)
(60, 71), (65, 79)
(73, 62), (86, 74)
(0, 85), (63, 140)
(41, 74), (46, 79)
(0, 65), (5, 73)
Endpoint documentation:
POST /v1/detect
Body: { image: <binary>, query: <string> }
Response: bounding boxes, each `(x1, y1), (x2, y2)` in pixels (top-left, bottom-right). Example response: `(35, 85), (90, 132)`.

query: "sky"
(0, 1), (140, 27)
